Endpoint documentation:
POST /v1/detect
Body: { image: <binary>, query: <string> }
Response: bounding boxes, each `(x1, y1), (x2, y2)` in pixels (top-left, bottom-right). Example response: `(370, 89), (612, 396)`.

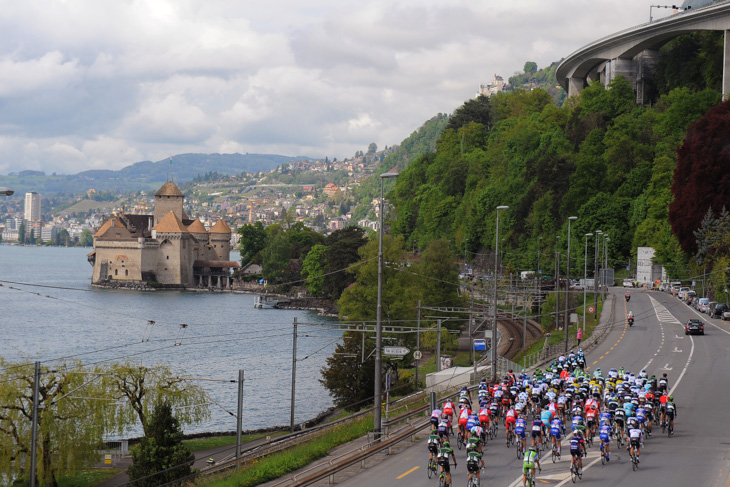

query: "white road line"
(647, 295), (695, 397)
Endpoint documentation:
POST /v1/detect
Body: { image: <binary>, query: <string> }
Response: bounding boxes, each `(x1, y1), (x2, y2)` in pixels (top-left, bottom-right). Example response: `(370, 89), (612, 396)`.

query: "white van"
(622, 278), (633, 288)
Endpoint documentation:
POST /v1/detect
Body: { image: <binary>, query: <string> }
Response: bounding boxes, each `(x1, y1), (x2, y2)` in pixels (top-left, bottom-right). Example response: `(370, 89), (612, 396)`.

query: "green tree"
(301, 244), (327, 296)
(524, 61), (538, 74)
(368, 142), (378, 154)
(126, 402), (195, 487)
(323, 227), (368, 301)
(80, 228), (93, 247)
(18, 223), (25, 244)
(319, 332), (375, 409)
(237, 221), (268, 267)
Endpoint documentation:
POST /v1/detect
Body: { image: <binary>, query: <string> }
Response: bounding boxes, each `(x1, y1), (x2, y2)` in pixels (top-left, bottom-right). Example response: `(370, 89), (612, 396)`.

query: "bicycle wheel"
(439, 473), (446, 487)
(427, 460), (434, 479)
(632, 454), (637, 471)
(571, 464), (577, 483)
(601, 449), (605, 465)
(457, 433), (463, 450)
(552, 449), (557, 463)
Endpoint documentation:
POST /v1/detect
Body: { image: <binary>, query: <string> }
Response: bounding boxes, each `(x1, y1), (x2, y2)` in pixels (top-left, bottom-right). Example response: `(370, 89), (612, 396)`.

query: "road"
(336, 287), (730, 487)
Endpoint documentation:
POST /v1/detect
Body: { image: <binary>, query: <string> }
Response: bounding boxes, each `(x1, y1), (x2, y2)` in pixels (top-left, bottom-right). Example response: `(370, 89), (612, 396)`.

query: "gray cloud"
(0, 0), (650, 175)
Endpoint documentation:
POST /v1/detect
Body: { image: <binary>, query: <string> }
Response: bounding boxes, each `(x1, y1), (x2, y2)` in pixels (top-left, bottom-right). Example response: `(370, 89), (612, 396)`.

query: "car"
(685, 291), (696, 305)
(698, 297), (710, 313)
(623, 278), (633, 288)
(710, 302), (727, 319)
(685, 318), (705, 335)
(723, 309), (730, 321)
(707, 301), (719, 317)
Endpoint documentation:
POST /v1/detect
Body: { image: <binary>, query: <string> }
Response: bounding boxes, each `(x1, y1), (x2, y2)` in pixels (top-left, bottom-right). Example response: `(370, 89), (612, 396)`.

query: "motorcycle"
(628, 316), (634, 327)
(625, 294), (631, 302)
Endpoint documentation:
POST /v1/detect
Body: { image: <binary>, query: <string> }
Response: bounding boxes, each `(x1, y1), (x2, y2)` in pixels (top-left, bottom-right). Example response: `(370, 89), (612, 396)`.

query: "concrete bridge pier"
(724, 30), (730, 99)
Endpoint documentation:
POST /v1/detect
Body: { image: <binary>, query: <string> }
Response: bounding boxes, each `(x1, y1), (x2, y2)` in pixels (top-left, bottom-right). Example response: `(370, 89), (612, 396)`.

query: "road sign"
(383, 346), (410, 356)
(413, 350), (423, 360)
(587, 306), (595, 313)
(473, 339), (486, 351)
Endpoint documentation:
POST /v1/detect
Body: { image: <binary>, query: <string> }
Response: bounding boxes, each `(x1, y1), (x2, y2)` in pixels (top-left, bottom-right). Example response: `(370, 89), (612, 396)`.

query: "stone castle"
(89, 181), (239, 289)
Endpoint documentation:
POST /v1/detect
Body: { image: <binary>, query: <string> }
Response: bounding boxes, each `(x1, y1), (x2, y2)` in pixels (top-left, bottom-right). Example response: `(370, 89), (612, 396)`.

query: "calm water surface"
(0, 245), (341, 434)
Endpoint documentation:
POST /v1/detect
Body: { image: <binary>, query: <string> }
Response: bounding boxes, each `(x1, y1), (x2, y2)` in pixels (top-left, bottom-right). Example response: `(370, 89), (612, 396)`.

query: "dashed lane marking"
(396, 466), (419, 479)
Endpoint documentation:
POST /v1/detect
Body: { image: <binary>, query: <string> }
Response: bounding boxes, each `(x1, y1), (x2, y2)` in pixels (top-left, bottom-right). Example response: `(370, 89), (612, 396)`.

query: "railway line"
(498, 316), (543, 358)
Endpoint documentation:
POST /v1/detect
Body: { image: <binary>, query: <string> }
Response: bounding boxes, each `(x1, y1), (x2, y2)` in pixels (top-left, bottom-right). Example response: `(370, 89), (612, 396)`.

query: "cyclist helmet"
(528, 445), (537, 452)
(443, 440), (451, 447)
(669, 396), (674, 401)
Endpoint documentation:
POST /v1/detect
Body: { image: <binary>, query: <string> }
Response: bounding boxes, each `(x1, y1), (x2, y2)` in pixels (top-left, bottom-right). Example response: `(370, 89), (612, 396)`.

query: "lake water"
(0, 245), (341, 435)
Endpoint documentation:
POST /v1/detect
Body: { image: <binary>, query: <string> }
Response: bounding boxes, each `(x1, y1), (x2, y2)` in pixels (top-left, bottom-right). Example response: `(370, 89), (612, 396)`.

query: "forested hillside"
(387, 31), (729, 297)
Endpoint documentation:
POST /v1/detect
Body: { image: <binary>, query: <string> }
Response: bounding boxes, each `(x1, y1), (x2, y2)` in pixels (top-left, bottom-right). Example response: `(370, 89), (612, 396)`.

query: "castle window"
(115, 269), (118, 276)
(125, 269), (129, 276)
(166, 255), (169, 260)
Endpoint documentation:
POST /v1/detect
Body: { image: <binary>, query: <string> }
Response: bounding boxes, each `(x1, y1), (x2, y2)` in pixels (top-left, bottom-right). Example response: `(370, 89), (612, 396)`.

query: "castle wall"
(93, 239), (144, 283)
(154, 195), (183, 226)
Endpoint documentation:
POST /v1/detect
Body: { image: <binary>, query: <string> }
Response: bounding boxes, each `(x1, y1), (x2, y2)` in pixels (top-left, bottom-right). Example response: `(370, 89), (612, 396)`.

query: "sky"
(0, 1), (659, 176)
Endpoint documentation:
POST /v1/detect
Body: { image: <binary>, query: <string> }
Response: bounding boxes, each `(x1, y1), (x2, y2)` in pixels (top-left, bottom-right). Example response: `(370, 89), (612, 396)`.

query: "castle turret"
(208, 220), (232, 261)
(154, 181), (184, 226)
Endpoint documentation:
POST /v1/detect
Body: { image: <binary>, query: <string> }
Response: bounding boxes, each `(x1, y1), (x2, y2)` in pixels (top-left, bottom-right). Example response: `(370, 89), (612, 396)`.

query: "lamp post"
(374, 170), (398, 439)
(555, 235), (560, 333)
(583, 233), (593, 334)
(537, 236), (542, 323)
(564, 216), (578, 353)
(603, 236), (610, 298)
(492, 205), (509, 380)
(593, 230), (602, 319)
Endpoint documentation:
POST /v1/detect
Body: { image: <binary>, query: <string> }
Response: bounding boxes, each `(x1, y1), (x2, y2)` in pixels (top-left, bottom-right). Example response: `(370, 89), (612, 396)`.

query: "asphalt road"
(336, 287), (730, 487)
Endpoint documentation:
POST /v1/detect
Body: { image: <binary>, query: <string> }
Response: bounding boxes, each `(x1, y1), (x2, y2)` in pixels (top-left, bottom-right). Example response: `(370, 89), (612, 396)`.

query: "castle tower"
(154, 181), (184, 226)
(208, 220), (232, 261)
(152, 211), (193, 286)
(186, 219), (210, 261)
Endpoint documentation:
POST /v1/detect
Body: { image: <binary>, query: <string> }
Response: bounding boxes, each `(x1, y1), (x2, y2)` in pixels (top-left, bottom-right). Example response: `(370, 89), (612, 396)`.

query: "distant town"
(0, 146), (397, 248)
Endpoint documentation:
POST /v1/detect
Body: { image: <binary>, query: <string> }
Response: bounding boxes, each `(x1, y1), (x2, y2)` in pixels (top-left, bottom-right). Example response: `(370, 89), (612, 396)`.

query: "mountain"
(1, 153), (311, 195)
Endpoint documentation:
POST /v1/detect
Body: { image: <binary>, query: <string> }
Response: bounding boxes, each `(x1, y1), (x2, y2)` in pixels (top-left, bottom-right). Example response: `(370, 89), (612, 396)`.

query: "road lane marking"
(396, 466), (419, 479)
(647, 296), (695, 397)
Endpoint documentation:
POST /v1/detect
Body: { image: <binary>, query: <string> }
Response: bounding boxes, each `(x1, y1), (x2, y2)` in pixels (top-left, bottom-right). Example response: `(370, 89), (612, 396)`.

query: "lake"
(0, 245), (341, 435)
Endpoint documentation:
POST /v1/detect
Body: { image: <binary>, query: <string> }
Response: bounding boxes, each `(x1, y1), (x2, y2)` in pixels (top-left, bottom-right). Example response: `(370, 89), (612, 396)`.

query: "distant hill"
(1, 153), (312, 195)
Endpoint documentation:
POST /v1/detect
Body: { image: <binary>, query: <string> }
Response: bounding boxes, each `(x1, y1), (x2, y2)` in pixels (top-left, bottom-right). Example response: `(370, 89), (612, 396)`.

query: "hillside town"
(0, 147), (396, 248)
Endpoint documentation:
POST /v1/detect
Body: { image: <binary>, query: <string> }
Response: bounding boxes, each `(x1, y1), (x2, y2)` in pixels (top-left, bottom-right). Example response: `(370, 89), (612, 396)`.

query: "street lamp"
(374, 170), (398, 438)
(593, 230), (602, 319)
(603, 236), (610, 298)
(537, 236), (542, 323)
(0, 187), (13, 196)
(564, 216), (577, 353)
(583, 233), (593, 334)
(492, 205), (508, 380)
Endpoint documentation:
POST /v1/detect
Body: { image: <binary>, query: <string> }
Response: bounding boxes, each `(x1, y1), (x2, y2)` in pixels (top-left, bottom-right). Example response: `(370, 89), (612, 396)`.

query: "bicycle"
(600, 441), (606, 466)
(466, 469), (480, 487)
(570, 456), (583, 483)
(457, 430), (464, 450)
(525, 465), (540, 487)
(551, 441), (560, 463)
(438, 463), (456, 487)
(630, 446), (639, 471)
(427, 457), (437, 479)
(667, 419), (674, 437)
(516, 437), (525, 459)
(507, 427), (515, 447)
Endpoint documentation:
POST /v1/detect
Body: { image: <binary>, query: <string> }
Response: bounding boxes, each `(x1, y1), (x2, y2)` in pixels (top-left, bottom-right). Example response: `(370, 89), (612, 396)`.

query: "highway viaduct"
(556, 0), (730, 103)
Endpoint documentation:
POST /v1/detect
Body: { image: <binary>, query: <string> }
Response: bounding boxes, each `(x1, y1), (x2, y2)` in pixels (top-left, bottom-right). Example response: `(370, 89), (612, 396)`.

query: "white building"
(24, 192), (41, 222)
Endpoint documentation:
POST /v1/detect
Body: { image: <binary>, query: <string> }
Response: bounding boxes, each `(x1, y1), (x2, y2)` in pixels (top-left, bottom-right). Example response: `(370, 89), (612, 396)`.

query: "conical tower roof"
(155, 181), (184, 197)
(187, 219), (208, 233)
(152, 211), (189, 233)
(209, 219), (231, 234)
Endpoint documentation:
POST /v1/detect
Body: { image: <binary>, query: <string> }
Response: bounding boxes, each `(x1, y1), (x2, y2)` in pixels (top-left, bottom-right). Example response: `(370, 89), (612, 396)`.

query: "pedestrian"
(577, 328), (583, 345)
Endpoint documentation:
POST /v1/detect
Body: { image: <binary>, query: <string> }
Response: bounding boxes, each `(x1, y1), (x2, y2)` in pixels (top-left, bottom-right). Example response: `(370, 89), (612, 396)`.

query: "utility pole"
(30, 361), (40, 487)
(290, 317), (297, 432)
(436, 319), (442, 372)
(415, 302), (420, 390)
(236, 369), (244, 461)
(361, 323), (365, 363)
(555, 236), (560, 332)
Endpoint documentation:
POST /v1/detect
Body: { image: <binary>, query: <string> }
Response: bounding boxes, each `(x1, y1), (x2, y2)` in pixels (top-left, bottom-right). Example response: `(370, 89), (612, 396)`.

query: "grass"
(57, 469), (122, 487)
(182, 432), (278, 452)
(194, 415), (374, 487)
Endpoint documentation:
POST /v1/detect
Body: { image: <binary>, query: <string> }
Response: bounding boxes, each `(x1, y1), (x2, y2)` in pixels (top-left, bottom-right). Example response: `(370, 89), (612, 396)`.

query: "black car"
(711, 303), (728, 319)
(685, 318), (705, 335)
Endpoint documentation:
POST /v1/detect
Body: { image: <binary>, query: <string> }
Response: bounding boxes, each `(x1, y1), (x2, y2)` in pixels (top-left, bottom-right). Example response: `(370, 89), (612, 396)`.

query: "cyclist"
(665, 396), (677, 433)
(443, 398), (455, 424)
(599, 419), (612, 461)
(550, 415), (565, 456)
(458, 405), (470, 442)
(437, 440), (457, 486)
(530, 415), (543, 447)
(627, 422), (643, 462)
(427, 431), (441, 464)
(468, 425), (485, 470)
(515, 416), (528, 452)
(569, 429), (586, 473)
(431, 406), (443, 429)
(625, 291), (630, 302)
(522, 446), (541, 487)
(466, 448), (482, 486)
(505, 406), (517, 444)
(437, 416), (451, 442)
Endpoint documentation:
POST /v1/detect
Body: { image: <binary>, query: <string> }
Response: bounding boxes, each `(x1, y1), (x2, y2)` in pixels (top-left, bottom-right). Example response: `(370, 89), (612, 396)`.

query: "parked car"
(685, 291), (696, 304)
(688, 296), (698, 308)
(707, 301), (719, 317)
(723, 309), (730, 321)
(698, 297), (711, 313)
(623, 278), (633, 288)
(678, 287), (690, 299)
(685, 318), (705, 335)
(709, 302), (726, 319)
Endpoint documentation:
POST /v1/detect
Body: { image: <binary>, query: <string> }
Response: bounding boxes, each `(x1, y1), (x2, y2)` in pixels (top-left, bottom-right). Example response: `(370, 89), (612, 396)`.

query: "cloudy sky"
(0, 1), (657, 175)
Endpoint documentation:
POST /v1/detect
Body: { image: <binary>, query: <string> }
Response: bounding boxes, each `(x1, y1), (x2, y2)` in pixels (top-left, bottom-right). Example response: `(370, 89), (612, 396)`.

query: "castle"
(88, 181), (238, 289)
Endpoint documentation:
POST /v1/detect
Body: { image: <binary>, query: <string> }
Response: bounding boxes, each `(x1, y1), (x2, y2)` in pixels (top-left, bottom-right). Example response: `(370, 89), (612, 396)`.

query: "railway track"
(498, 316), (543, 359)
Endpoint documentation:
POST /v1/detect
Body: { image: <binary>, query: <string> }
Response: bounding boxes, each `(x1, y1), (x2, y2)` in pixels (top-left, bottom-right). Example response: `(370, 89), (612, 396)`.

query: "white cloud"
(0, 0), (654, 175)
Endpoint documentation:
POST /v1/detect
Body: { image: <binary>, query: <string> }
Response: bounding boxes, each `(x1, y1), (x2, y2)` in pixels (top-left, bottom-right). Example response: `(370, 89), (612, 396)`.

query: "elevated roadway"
(556, 1), (730, 101)
(334, 286), (730, 487)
